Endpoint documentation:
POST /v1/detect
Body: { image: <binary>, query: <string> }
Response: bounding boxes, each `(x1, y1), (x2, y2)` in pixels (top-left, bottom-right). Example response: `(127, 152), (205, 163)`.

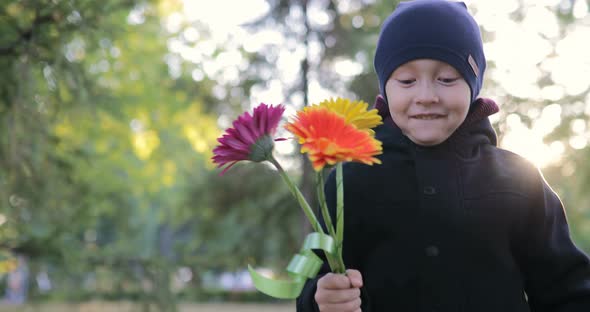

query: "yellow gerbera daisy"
(310, 97), (383, 133)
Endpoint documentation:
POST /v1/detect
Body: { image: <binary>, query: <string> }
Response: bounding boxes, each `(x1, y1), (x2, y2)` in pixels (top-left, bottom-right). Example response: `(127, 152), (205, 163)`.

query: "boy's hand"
(315, 269), (363, 312)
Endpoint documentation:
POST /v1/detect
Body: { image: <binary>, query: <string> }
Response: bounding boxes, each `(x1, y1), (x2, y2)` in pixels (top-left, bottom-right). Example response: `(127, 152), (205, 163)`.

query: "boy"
(296, 0), (590, 311)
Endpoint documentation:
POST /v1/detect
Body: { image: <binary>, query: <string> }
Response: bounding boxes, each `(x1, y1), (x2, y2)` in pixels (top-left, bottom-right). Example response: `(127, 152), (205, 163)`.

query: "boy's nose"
(416, 83), (439, 105)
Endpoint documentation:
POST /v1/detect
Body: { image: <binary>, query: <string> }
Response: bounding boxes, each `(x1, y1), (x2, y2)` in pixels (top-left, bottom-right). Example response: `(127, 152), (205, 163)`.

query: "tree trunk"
(299, 0), (315, 238)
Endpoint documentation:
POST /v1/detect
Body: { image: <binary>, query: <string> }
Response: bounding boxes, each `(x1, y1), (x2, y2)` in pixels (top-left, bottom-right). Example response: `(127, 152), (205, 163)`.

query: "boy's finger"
(318, 273), (353, 289)
(318, 297), (362, 312)
(346, 269), (363, 288)
(320, 287), (361, 303)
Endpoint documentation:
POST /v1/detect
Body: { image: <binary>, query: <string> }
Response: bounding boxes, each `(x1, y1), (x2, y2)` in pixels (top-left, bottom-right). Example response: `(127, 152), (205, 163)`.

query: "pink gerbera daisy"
(212, 103), (285, 174)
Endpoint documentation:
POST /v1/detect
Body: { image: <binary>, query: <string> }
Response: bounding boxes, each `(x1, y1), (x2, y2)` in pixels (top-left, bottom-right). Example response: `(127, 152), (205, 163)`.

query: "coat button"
(423, 186), (436, 195)
(425, 245), (439, 257)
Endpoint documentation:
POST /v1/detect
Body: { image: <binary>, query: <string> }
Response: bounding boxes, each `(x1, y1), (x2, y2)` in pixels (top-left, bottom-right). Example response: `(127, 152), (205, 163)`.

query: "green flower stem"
(316, 171), (337, 239)
(269, 156), (344, 273)
(269, 156), (322, 234)
(336, 163), (345, 270)
(316, 170), (345, 273)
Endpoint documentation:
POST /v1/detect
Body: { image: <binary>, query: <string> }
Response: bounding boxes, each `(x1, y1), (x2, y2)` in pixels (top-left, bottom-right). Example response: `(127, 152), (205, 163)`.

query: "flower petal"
(285, 106), (382, 171)
(212, 103), (286, 174)
(316, 97), (383, 132)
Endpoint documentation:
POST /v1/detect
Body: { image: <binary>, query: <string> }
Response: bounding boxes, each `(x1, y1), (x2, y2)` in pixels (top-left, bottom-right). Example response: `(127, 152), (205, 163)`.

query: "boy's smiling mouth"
(411, 114), (445, 120)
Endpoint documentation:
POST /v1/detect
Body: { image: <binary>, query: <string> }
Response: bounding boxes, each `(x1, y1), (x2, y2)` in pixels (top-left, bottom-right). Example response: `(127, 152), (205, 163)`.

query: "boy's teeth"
(415, 115), (439, 120)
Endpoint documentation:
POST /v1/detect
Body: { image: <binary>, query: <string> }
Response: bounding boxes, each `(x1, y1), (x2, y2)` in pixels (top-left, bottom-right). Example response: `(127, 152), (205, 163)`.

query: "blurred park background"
(1, 0), (590, 311)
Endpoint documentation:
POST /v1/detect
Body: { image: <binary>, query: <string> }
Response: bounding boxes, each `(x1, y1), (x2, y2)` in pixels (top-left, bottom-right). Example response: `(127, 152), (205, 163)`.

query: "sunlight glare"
(183, 27), (200, 42)
(551, 26), (590, 95)
(165, 12), (184, 33)
(571, 118), (587, 134)
(485, 20), (552, 99)
(541, 85), (565, 101)
(191, 69), (204, 81)
(195, 40), (216, 57)
(573, 0), (589, 19)
(533, 104), (562, 136)
(309, 80), (338, 105)
(274, 138), (296, 155)
(522, 5), (559, 38)
(333, 58), (364, 77)
(243, 30), (284, 53)
(336, 0), (362, 14)
(250, 80), (285, 109)
(277, 49), (306, 85)
(501, 104), (566, 168)
(570, 136), (588, 150)
(308, 4), (333, 28)
(352, 15), (365, 29)
(183, 0), (269, 32)
(468, 0), (518, 32)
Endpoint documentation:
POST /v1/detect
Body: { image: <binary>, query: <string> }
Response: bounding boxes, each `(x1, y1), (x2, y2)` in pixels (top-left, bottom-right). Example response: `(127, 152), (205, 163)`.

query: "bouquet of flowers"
(211, 98), (383, 299)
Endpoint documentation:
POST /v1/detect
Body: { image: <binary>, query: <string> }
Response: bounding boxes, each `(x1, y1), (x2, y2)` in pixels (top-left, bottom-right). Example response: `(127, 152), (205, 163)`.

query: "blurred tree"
(1, 0), (310, 306)
(0, 0), (221, 308)
(0, 0), (151, 267)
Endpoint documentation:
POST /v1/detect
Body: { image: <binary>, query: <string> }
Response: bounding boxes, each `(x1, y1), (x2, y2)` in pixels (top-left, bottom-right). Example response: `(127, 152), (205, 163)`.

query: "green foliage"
(185, 164), (302, 270)
(0, 0), (309, 306)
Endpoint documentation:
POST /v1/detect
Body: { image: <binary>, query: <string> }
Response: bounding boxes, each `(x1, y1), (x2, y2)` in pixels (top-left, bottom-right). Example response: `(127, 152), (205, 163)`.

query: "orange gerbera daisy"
(285, 107), (382, 171)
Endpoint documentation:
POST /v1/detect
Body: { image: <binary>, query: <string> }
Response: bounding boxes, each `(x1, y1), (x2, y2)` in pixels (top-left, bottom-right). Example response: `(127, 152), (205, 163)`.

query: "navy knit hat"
(374, 0), (486, 104)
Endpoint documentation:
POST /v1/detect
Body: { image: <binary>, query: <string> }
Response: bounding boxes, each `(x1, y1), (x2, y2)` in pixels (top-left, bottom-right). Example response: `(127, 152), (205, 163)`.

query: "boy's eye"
(396, 79), (415, 85)
(438, 77), (460, 84)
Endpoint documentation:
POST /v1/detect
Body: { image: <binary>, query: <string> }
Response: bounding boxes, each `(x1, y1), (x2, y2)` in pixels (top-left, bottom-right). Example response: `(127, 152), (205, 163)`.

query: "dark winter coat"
(296, 96), (590, 312)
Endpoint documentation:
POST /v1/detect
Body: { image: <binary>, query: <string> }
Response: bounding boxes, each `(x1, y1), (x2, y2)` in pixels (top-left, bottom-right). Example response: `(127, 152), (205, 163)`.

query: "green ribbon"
(248, 231), (336, 299)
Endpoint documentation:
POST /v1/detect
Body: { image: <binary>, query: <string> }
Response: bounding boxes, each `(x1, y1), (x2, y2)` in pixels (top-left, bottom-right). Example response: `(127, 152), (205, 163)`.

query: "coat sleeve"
(517, 171), (590, 311)
(296, 167), (371, 311)
(295, 264), (327, 312)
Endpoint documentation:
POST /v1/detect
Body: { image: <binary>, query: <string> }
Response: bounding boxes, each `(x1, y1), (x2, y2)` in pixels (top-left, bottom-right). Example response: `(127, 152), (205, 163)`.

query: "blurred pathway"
(191, 303), (294, 311)
(0, 302), (295, 312)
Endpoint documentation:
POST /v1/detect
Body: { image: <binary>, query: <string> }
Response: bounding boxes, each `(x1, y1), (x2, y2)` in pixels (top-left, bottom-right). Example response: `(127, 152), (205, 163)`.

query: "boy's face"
(385, 59), (471, 146)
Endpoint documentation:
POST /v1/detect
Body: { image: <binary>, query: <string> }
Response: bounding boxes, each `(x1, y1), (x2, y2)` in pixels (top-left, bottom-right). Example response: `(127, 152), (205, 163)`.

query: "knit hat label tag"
(468, 54), (479, 77)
